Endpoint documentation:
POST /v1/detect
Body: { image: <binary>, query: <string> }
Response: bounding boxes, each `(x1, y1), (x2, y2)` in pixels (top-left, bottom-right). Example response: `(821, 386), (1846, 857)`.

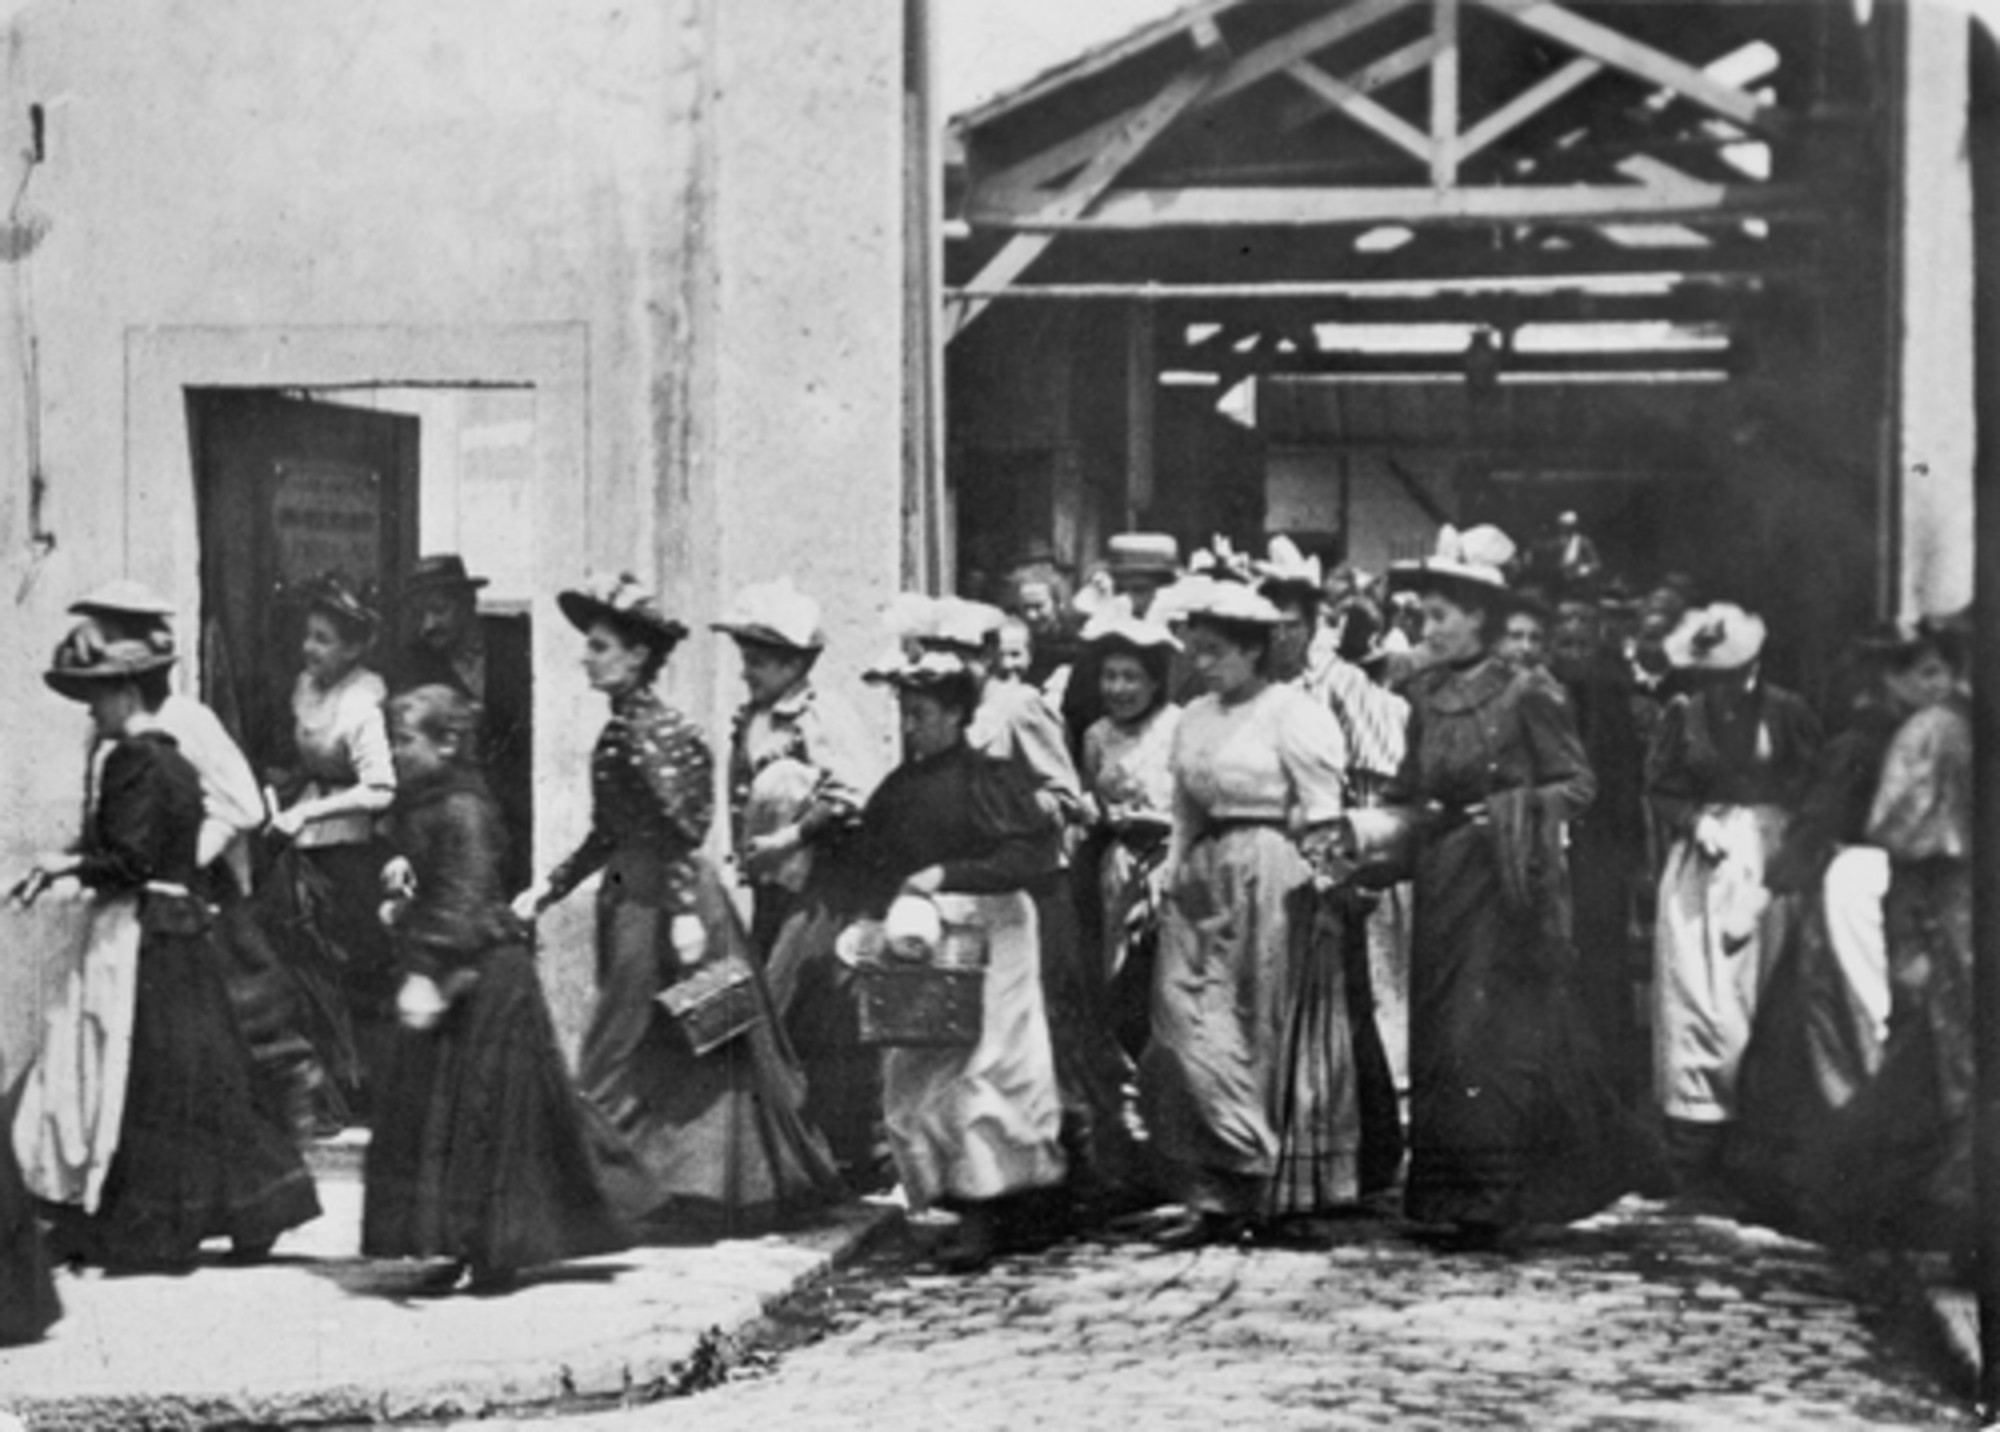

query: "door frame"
(125, 322), (591, 879)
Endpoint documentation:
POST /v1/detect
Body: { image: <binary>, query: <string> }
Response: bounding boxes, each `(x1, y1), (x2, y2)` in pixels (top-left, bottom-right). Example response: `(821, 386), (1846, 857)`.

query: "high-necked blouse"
(289, 665), (394, 848)
(1082, 703), (1180, 831)
(1171, 683), (1347, 831)
(1389, 655), (1594, 815)
(1645, 678), (1820, 822)
(544, 685), (711, 916)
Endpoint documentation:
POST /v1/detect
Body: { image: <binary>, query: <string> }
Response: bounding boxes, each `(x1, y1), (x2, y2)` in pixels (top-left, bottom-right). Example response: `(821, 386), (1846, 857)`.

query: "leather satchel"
(656, 952), (764, 1056)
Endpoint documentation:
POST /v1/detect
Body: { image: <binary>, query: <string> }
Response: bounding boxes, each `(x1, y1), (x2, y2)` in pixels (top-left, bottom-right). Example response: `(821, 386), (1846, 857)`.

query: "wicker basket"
(856, 963), (984, 1049)
(656, 953), (764, 1056)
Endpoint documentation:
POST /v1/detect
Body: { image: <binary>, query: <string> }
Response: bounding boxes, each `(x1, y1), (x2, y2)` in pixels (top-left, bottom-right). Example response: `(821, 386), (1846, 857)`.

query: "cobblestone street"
(474, 1198), (1970, 1432)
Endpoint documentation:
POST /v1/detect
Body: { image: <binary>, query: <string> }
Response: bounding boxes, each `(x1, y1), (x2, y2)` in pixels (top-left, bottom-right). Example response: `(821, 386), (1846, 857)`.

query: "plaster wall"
(1899, 0), (1977, 619)
(0, 0), (910, 1066)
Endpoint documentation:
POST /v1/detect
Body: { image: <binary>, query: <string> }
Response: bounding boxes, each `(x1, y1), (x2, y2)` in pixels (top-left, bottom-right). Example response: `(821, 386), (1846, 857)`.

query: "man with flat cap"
(386, 554), (533, 893)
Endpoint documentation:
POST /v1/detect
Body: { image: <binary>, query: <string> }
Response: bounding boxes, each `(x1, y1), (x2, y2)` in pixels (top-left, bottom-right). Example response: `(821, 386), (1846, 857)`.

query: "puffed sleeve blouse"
(290, 666), (395, 849)
(544, 685), (712, 916)
(1170, 683), (1349, 830)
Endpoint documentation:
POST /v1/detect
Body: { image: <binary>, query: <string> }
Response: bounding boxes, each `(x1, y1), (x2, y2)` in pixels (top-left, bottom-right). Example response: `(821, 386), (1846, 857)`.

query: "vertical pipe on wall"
(1124, 302), (1155, 528)
(903, 0), (946, 593)
(1969, 7), (2000, 1419)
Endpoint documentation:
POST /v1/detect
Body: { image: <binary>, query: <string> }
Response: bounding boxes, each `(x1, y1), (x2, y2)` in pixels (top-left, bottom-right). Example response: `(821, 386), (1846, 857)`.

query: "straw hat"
(1256, 535), (1323, 598)
(1162, 574), (1283, 627)
(1105, 532), (1181, 582)
(1078, 599), (1181, 654)
(712, 576), (825, 653)
(1664, 602), (1767, 672)
(1388, 524), (1516, 599)
(68, 579), (176, 622)
(44, 621), (176, 702)
(557, 572), (689, 650)
(862, 646), (980, 691)
(882, 594), (1006, 655)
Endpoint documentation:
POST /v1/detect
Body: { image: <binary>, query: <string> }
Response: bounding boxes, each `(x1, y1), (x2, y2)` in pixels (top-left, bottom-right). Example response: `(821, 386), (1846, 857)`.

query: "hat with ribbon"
(291, 574), (380, 635)
(1078, 596), (1182, 654)
(1159, 573), (1283, 627)
(44, 619), (176, 702)
(404, 553), (490, 599)
(1256, 535), (1324, 602)
(1105, 532), (1181, 581)
(883, 594), (1006, 655)
(712, 576), (825, 653)
(1664, 602), (1767, 672)
(862, 645), (980, 691)
(68, 579), (176, 623)
(1187, 535), (1254, 586)
(1387, 524), (1518, 605)
(558, 572), (690, 650)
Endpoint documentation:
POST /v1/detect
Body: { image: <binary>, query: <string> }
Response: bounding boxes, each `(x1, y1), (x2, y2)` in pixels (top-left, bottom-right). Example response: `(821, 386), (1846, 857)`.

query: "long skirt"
(1805, 858), (1973, 1254)
(62, 911), (321, 1267)
(1093, 830), (1168, 1061)
(1723, 846), (1890, 1225)
(1652, 805), (1793, 1125)
(1406, 822), (1650, 1230)
(1031, 870), (1141, 1194)
(1269, 886), (1403, 1217)
(762, 892), (888, 1189)
(1142, 827), (1395, 1218)
(580, 846), (843, 1233)
(363, 942), (630, 1275)
(881, 890), (1067, 1208)
(0, 1064), (59, 1346)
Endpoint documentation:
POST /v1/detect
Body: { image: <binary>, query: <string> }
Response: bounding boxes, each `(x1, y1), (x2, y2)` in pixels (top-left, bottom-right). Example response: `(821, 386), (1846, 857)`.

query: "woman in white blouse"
(270, 578), (397, 1120)
(1138, 578), (1399, 1246)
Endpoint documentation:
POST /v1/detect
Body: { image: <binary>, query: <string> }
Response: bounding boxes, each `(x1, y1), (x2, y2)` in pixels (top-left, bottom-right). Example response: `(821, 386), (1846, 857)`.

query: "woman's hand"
(380, 857), (416, 899)
(511, 882), (550, 923)
(670, 912), (709, 966)
(7, 854), (81, 908)
(899, 865), (945, 898)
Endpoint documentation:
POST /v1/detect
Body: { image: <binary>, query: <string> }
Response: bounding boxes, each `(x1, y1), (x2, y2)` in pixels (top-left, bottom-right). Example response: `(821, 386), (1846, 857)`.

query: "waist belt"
(1203, 817), (1288, 838)
(138, 881), (213, 936)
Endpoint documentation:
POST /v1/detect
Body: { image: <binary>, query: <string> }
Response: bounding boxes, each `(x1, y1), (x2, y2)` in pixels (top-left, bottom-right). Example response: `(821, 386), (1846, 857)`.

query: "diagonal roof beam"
(1456, 56), (1604, 164)
(1279, 35), (1441, 134)
(950, 53), (1227, 341)
(974, 0), (1419, 205)
(1472, 0), (1783, 134)
(1285, 58), (1432, 164)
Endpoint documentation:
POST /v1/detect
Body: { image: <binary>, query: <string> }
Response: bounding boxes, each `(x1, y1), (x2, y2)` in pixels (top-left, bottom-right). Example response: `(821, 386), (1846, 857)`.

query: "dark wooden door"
(189, 390), (419, 774)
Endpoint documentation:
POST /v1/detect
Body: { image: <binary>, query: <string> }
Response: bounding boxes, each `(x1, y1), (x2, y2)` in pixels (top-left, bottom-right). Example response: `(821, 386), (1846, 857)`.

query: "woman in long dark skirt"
(0, 1062), (59, 1344)
(1355, 528), (1657, 1246)
(517, 575), (842, 1234)
(363, 685), (629, 1292)
(11, 624), (320, 1272)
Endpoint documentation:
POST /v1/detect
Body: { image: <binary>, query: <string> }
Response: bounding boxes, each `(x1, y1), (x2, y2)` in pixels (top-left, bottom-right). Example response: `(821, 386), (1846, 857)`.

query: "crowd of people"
(0, 512), (1977, 1338)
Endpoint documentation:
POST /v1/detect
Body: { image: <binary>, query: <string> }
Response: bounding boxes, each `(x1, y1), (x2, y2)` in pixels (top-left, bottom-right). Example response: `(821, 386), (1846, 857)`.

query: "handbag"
(655, 952), (764, 1056)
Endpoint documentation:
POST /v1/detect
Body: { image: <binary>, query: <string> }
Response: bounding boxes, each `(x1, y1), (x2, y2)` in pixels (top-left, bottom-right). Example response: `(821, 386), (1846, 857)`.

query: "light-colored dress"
(1646, 682), (1819, 1125)
(1082, 703), (1180, 984)
(289, 668), (394, 850)
(1141, 683), (1376, 1216)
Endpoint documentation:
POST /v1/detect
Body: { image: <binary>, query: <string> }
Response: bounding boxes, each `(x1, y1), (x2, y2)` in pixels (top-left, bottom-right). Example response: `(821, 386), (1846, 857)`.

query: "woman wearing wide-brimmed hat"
(515, 574), (841, 1233)
(1644, 601), (1820, 1196)
(1138, 575), (1395, 1245)
(10, 624), (320, 1273)
(1355, 526), (1656, 1246)
(713, 577), (886, 1189)
(268, 575), (398, 1123)
(835, 647), (1069, 1269)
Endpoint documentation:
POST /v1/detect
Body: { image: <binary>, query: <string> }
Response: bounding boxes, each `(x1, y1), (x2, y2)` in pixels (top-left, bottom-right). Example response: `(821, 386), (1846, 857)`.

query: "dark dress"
(0, 1063), (59, 1344)
(834, 740), (1069, 1208)
(55, 732), (321, 1268)
(1387, 657), (1653, 1233)
(542, 686), (842, 1231)
(362, 766), (629, 1276)
(1806, 702), (1974, 1254)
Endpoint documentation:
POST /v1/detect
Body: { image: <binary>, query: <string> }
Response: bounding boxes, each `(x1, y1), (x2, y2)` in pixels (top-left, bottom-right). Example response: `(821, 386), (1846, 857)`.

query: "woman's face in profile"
(582, 621), (651, 696)
(1421, 593), (1487, 665)
(301, 611), (366, 687)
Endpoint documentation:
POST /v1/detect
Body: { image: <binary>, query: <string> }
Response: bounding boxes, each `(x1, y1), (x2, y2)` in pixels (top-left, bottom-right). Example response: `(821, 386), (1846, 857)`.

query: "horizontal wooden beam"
(1473, 0), (1782, 134)
(971, 181), (1819, 231)
(1183, 346), (1737, 377)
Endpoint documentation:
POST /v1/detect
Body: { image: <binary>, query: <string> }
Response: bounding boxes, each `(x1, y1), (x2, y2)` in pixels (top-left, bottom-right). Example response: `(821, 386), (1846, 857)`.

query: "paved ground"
(466, 1198), (1975, 1432)
(0, 1145), (892, 1431)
